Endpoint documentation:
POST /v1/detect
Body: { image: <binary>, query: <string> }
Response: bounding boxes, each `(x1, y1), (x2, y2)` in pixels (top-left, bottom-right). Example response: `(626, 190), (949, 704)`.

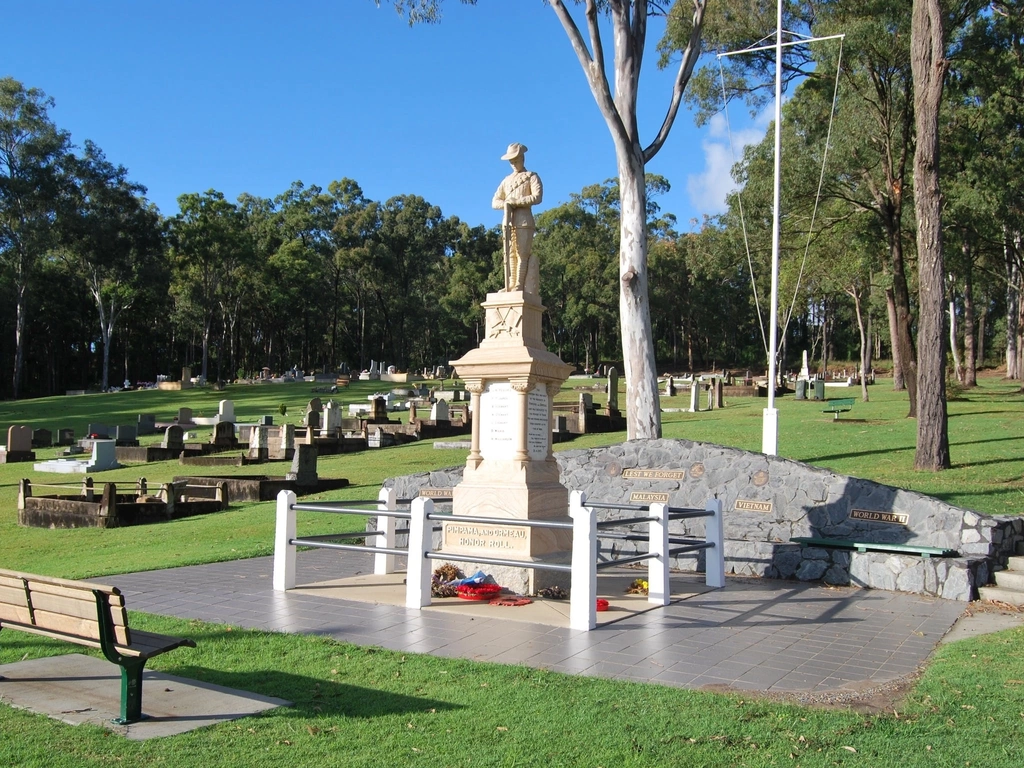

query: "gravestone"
(31, 428), (52, 448)
(799, 350), (810, 380)
(114, 425), (137, 445)
(248, 425), (269, 460)
(712, 378), (725, 409)
(57, 428), (74, 446)
(85, 440), (121, 472)
(176, 407), (193, 424)
(579, 393), (593, 410)
(664, 375), (676, 397)
(87, 423), (110, 439)
(211, 421), (236, 447)
(306, 411), (321, 430)
(269, 424), (295, 460)
(217, 399), (235, 423)
(161, 425), (184, 452)
(370, 397), (387, 421)
(1, 425), (35, 462)
(137, 414), (157, 436)
(606, 367), (619, 410)
(286, 444), (318, 486)
(689, 384), (701, 413)
(258, 415), (274, 426)
(322, 401), (342, 436)
(430, 399), (449, 422)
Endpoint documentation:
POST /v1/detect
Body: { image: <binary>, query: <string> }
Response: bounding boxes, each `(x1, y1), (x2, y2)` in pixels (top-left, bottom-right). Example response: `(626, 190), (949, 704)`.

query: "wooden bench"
(0, 568), (195, 724)
(790, 537), (958, 558)
(822, 397), (855, 420)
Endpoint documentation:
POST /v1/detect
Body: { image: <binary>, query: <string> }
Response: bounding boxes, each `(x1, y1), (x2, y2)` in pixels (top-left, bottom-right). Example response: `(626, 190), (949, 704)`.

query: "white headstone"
(430, 399), (449, 422)
(218, 399), (235, 422)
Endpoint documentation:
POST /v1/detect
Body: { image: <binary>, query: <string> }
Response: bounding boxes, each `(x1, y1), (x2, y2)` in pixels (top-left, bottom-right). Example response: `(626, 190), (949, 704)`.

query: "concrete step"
(978, 586), (1024, 607)
(995, 570), (1024, 591)
(1008, 556), (1024, 572)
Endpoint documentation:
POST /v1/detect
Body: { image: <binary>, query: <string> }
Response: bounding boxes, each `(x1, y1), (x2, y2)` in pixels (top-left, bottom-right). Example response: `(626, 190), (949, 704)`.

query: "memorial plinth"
(448, 290), (574, 593)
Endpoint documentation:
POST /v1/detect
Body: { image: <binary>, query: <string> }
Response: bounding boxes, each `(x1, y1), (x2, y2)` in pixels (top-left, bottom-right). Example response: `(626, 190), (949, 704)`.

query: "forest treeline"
(1, 4), (1021, 400)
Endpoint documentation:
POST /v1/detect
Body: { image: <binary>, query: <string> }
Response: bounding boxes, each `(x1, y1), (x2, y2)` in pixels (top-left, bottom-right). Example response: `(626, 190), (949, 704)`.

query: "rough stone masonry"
(385, 439), (1024, 601)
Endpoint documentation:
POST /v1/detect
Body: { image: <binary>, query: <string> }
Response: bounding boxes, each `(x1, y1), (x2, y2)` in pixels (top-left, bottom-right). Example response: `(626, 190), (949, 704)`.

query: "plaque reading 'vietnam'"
(479, 382), (515, 461)
(630, 491), (669, 503)
(734, 499), (773, 513)
(850, 509), (909, 526)
(622, 468), (686, 480)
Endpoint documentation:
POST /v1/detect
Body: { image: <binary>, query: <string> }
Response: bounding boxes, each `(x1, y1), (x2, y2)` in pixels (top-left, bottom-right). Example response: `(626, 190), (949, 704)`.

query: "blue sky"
(5, 1), (769, 230)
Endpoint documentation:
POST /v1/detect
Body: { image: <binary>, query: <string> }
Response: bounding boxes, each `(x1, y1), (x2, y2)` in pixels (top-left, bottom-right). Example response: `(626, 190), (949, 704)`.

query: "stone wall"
(384, 439), (1024, 601)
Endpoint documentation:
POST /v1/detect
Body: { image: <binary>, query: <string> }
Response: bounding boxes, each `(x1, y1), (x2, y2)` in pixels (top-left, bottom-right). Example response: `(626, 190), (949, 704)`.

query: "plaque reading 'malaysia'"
(622, 468), (686, 480)
(526, 384), (549, 460)
(850, 509), (909, 526)
(735, 499), (773, 513)
(630, 491), (669, 503)
(480, 382), (514, 461)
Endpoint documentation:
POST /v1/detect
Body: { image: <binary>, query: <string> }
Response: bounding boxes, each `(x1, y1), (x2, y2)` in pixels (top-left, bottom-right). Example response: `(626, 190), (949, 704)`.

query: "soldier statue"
(492, 143), (543, 295)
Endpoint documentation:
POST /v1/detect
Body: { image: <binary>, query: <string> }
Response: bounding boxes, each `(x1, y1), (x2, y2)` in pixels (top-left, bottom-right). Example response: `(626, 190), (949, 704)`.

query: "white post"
(569, 490), (597, 631)
(374, 486), (397, 575)
(273, 490), (297, 591)
(647, 502), (670, 606)
(405, 497), (433, 609)
(705, 498), (726, 588)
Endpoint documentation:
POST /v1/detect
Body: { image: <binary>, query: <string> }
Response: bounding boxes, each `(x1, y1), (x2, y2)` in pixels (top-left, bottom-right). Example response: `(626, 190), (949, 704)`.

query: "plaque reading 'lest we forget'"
(480, 382), (515, 460)
(526, 384), (549, 460)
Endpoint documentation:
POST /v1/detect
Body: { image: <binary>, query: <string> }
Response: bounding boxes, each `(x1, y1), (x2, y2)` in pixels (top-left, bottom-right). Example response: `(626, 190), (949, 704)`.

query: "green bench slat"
(790, 537), (958, 558)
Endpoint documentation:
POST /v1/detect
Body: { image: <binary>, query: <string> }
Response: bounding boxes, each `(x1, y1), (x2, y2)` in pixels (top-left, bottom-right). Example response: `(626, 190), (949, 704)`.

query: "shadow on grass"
(0, 633), (461, 721)
(167, 665), (462, 719)
(810, 433), (1024, 464)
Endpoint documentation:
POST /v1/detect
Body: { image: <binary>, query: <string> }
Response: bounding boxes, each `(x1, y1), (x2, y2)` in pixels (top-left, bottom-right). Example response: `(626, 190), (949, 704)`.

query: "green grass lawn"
(1, 374), (1023, 766)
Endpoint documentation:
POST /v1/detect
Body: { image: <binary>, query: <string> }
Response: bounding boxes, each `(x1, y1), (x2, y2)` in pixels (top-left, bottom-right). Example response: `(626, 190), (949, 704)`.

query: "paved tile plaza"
(111, 549), (966, 696)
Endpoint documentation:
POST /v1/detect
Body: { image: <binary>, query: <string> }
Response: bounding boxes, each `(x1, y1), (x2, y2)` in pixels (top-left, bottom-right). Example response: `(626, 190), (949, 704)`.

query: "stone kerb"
(382, 438), (1018, 601)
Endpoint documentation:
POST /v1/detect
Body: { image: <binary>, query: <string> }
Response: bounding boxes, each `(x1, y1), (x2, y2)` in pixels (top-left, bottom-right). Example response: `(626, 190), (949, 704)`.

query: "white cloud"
(687, 104), (774, 218)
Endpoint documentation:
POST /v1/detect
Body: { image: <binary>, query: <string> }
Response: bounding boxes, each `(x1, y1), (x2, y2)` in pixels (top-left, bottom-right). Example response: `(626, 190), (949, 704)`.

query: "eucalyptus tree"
(168, 190), (251, 383)
(0, 78), (71, 398)
(949, 2), (1024, 380)
(382, 0), (709, 439)
(57, 141), (164, 390)
(688, 1), (921, 412)
(440, 221), (503, 349)
(535, 182), (621, 369)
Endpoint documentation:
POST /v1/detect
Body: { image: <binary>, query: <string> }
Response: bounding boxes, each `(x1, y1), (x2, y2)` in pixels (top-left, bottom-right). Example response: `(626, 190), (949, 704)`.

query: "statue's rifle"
(502, 201), (512, 291)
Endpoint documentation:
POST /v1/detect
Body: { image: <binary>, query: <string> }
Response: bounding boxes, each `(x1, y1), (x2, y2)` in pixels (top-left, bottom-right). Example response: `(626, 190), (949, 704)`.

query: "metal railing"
(273, 487), (725, 633)
(274, 488), (413, 590)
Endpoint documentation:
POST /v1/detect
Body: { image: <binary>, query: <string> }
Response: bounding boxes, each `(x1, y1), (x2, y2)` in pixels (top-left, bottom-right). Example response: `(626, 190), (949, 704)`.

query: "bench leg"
(115, 659), (147, 725)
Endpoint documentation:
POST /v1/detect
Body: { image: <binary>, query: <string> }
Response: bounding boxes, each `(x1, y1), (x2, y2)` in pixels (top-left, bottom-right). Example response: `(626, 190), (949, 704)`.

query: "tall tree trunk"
(885, 286), (904, 389)
(911, 0), (950, 470)
(891, 239), (918, 414)
(1005, 228), (1020, 379)
(962, 250), (977, 387)
(848, 284), (870, 402)
(13, 280), (27, 399)
(617, 152), (662, 438)
(977, 296), (986, 369)
(949, 288), (963, 383)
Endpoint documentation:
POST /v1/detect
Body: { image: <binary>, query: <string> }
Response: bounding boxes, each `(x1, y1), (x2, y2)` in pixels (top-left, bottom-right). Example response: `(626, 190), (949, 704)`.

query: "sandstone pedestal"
(448, 291), (573, 594)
